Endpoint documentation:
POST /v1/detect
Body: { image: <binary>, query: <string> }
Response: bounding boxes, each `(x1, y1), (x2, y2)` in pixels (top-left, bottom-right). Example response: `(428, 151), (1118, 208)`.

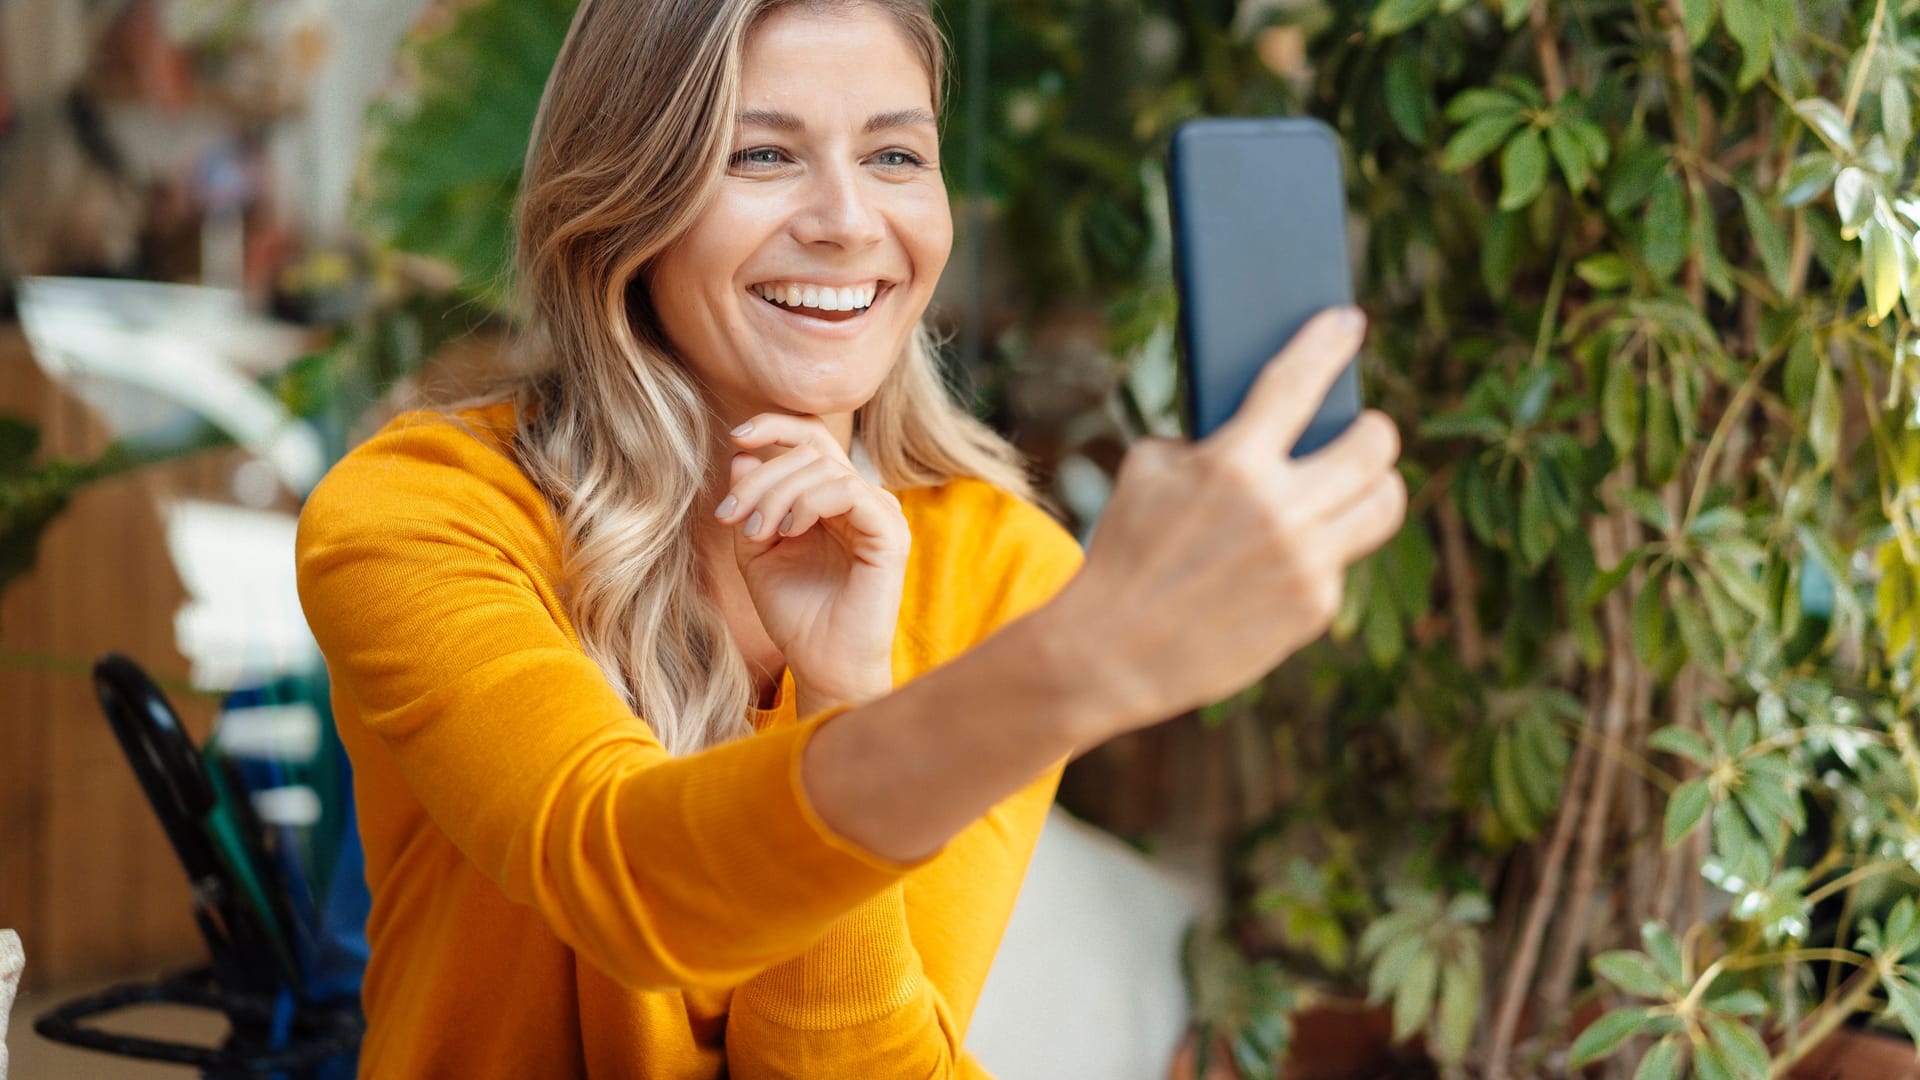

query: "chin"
(767, 364), (895, 416)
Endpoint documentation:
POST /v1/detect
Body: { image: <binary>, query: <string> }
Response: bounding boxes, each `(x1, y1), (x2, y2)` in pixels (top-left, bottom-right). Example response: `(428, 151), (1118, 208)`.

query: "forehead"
(739, 6), (933, 112)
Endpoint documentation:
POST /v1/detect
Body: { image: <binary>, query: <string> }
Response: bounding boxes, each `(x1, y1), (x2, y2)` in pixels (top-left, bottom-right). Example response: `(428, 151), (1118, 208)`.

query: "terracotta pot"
(1167, 1000), (1431, 1080)
(1786, 1027), (1920, 1080)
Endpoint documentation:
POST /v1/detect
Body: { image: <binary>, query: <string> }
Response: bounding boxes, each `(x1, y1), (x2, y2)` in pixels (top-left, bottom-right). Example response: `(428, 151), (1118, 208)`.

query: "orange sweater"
(294, 403), (1085, 1078)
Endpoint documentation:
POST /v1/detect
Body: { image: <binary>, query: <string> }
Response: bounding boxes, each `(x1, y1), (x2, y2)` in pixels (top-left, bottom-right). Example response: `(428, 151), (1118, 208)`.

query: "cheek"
(899, 193), (953, 286)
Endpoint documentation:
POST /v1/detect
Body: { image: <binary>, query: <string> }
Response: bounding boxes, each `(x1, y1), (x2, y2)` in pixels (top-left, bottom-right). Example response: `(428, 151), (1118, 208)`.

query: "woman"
(294, 0), (1406, 1075)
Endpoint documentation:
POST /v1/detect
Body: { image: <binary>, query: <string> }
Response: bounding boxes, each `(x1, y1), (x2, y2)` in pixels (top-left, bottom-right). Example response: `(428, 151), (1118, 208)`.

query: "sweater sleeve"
(726, 490), (1086, 1078)
(294, 415), (933, 992)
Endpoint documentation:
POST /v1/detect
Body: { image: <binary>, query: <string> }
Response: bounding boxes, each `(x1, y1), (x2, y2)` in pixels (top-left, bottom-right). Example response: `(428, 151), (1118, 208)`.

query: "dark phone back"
(1169, 117), (1361, 455)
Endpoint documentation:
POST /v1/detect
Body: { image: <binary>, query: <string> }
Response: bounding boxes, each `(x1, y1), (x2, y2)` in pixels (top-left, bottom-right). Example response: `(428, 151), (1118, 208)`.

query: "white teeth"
(754, 281), (882, 312)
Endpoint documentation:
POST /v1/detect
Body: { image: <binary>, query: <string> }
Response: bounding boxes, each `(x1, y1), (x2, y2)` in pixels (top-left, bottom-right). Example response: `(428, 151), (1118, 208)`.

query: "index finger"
(726, 412), (850, 465)
(1210, 305), (1366, 457)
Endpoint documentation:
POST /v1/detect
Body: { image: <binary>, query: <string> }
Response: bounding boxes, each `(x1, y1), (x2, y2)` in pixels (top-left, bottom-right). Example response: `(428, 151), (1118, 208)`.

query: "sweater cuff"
(783, 704), (949, 876)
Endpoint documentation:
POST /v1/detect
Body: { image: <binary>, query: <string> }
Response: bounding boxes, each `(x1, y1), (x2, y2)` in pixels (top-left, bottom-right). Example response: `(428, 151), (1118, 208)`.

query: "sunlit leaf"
(1665, 778), (1712, 847)
(1499, 128), (1549, 211)
(1569, 1007), (1660, 1066)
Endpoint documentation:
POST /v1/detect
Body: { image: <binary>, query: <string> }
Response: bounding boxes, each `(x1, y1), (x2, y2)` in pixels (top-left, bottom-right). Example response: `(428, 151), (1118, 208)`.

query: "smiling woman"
(295, 0), (1080, 1076)
(292, 0), (1404, 1076)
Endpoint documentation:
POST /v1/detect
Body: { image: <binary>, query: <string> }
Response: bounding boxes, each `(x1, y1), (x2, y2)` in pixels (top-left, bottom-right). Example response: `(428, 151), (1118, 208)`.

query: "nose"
(790, 161), (886, 251)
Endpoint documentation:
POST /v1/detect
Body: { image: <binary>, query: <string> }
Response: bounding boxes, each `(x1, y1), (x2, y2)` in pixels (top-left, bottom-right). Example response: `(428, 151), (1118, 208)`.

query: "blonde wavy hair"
(481, 0), (1039, 755)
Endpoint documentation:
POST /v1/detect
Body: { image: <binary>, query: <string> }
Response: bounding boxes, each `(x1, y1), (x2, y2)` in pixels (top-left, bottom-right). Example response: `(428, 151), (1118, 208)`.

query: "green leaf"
(1569, 1007), (1659, 1067)
(1571, 117), (1610, 168)
(1499, 128), (1549, 211)
(1784, 335), (1818, 409)
(1721, 0), (1771, 89)
(1369, 931), (1428, 1001)
(1579, 253), (1633, 291)
(1443, 112), (1525, 172)
(1809, 360), (1841, 469)
(1620, 488), (1672, 533)
(1385, 51), (1431, 146)
(1444, 88), (1525, 124)
(1780, 152), (1839, 207)
(1643, 171), (1689, 279)
(1679, 0), (1716, 48)
(1434, 953), (1479, 1064)
(1884, 976), (1920, 1044)
(1548, 122), (1590, 192)
(1649, 727), (1712, 765)
(1741, 189), (1792, 295)
(1642, 921), (1685, 985)
(1372, 0), (1440, 36)
(1634, 1036), (1684, 1080)
(1708, 989), (1768, 1016)
(1793, 98), (1855, 155)
(1834, 167), (1870, 238)
(1393, 950), (1439, 1041)
(1593, 951), (1673, 998)
(1862, 215), (1903, 323)
(1608, 142), (1669, 216)
(1885, 76), (1913, 156)
(1694, 1042), (1739, 1080)
(1645, 385), (1679, 484)
(1702, 1013), (1772, 1077)
(1601, 350), (1640, 451)
(1665, 777), (1712, 847)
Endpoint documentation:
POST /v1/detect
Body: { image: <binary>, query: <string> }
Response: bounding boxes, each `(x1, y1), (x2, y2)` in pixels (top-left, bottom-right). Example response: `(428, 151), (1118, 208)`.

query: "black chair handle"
(34, 966), (362, 1074)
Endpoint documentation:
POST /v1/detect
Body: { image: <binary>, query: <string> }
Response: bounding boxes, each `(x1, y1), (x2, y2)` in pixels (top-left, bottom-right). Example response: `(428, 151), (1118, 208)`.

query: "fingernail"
(1338, 306), (1366, 336)
(778, 511), (794, 535)
(715, 494), (737, 518)
(744, 511), (763, 537)
(731, 421), (755, 436)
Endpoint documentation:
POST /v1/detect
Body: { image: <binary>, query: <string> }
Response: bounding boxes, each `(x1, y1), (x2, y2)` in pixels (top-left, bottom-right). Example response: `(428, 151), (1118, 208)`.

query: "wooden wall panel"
(0, 323), (227, 991)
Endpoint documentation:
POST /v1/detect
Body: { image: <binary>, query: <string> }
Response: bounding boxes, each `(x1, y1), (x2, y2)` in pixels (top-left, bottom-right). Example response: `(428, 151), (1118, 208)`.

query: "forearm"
(799, 598), (1136, 864)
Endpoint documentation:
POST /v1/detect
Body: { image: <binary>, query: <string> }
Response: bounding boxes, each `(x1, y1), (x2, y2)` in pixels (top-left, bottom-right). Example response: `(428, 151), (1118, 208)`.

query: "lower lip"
(749, 284), (893, 338)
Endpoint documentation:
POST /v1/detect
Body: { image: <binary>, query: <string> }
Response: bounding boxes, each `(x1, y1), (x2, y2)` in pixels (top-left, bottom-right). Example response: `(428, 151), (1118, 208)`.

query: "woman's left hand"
(713, 413), (909, 714)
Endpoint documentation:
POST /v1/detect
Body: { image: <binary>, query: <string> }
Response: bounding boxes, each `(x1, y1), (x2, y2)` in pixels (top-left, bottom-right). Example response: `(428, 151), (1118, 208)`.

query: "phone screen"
(1169, 117), (1361, 456)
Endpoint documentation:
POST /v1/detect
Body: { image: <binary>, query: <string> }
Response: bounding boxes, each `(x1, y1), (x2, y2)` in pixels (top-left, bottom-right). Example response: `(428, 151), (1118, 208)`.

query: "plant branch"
(1529, 0), (1567, 104)
(1768, 961), (1887, 1078)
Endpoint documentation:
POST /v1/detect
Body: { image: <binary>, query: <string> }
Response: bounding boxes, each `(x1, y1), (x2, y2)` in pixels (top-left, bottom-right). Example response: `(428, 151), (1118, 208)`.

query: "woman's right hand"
(1048, 305), (1406, 741)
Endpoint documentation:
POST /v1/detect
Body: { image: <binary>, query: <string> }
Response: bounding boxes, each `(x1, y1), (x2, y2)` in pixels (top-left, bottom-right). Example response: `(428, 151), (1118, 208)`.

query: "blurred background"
(5, 1), (1920, 1078)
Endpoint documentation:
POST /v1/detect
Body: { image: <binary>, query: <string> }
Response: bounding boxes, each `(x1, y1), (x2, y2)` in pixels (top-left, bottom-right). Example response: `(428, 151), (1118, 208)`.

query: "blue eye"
(730, 147), (788, 168)
(874, 149), (929, 168)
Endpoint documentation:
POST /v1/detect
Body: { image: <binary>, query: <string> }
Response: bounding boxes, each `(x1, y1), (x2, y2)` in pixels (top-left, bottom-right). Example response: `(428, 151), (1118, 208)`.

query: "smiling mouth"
(750, 282), (891, 324)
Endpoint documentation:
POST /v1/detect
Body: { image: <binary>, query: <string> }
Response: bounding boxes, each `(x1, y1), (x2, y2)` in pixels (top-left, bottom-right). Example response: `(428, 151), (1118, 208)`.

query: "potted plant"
(1084, 1), (1920, 1076)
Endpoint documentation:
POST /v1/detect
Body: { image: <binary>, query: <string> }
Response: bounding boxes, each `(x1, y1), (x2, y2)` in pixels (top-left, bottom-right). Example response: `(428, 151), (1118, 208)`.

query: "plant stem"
(1483, 689), (1602, 1078)
(1839, 0), (1888, 129)
(1529, 0), (1567, 104)
(1767, 961), (1887, 1078)
(1803, 860), (1906, 908)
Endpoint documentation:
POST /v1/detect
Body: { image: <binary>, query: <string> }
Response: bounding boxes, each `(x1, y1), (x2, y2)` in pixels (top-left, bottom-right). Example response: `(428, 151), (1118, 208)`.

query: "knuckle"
(1310, 578), (1345, 623)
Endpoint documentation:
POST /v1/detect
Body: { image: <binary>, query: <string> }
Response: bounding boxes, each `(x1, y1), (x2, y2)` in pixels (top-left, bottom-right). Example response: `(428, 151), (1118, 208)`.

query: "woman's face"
(646, 5), (949, 430)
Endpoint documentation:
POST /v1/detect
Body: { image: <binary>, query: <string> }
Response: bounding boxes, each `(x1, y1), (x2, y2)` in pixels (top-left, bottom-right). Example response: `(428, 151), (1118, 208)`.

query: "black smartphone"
(1168, 116), (1362, 456)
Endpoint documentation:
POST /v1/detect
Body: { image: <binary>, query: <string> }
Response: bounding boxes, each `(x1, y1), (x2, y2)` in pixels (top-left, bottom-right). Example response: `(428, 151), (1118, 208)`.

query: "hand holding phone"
(1168, 116), (1362, 456)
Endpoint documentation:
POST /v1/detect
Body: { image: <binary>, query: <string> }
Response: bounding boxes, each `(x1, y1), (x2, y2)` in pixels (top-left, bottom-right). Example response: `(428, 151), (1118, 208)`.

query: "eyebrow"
(736, 107), (937, 135)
